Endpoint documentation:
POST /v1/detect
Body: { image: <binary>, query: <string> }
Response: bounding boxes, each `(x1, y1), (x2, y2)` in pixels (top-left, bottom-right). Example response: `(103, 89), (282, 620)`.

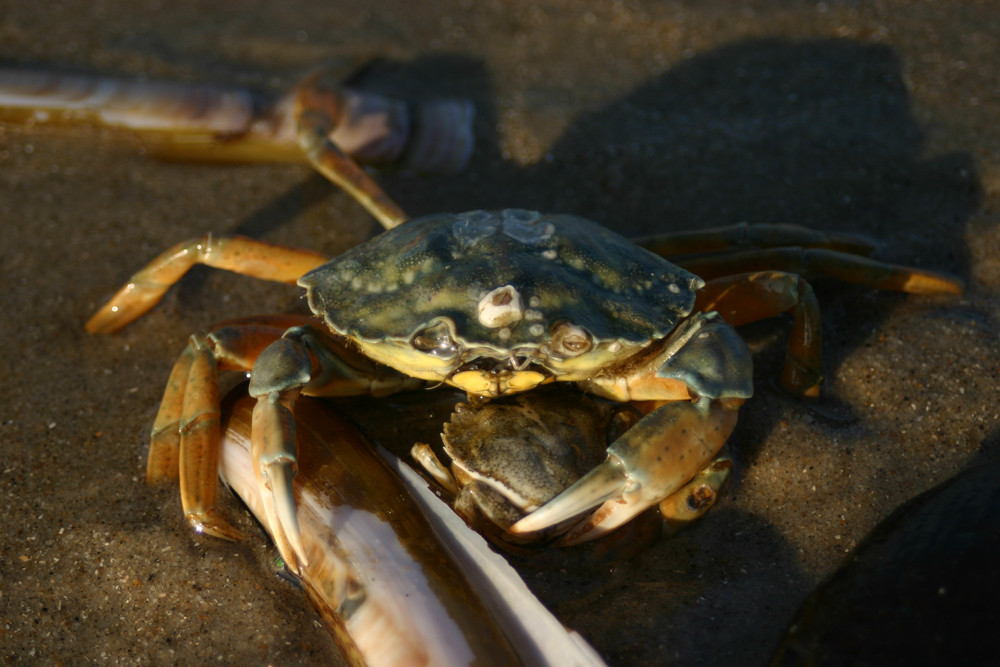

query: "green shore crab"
(65, 66), (963, 573)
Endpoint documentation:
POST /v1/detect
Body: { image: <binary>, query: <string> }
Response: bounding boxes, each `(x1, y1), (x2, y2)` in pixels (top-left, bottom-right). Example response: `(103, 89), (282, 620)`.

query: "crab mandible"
(82, 69), (962, 574)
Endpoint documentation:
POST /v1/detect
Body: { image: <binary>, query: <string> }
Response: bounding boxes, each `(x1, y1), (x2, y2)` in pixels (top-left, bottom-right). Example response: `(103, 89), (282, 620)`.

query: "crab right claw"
(510, 396), (742, 545)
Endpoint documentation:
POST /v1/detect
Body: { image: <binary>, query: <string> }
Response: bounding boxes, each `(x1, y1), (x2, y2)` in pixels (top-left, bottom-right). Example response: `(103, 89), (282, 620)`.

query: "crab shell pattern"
(300, 209), (716, 395)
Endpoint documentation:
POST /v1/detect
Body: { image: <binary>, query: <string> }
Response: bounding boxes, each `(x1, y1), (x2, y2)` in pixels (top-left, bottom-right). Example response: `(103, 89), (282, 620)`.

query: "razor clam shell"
(219, 391), (606, 667)
(0, 66), (472, 172)
(0, 67), (261, 132)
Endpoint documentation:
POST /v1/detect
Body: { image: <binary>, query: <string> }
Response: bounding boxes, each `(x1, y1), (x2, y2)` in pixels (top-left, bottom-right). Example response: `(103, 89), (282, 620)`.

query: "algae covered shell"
(300, 209), (703, 354)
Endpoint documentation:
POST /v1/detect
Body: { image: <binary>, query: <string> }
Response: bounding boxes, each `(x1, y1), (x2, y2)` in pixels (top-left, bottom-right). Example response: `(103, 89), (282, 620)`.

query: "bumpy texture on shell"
(300, 209), (703, 350)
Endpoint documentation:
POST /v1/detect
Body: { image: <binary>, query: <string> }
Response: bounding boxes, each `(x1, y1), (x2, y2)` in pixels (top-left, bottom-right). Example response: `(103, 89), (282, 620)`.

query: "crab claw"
(509, 397), (741, 545)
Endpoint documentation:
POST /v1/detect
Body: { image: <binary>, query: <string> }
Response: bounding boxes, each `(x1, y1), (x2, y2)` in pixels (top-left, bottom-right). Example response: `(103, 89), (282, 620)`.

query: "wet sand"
(2, 2), (999, 665)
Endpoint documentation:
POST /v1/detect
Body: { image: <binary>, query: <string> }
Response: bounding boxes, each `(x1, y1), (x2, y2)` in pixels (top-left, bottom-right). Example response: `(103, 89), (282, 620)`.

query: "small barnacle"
(478, 285), (524, 329)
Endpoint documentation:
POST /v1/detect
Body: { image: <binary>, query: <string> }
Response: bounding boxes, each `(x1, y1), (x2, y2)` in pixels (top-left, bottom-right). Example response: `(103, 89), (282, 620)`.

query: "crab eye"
(411, 320), (458, 358)
(550, 321), (593, 357)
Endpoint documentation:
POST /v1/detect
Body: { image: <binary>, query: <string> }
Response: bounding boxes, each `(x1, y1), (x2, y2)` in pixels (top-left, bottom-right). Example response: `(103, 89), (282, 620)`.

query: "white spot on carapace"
(525, 309), (543, 321)
(529, 323), (545, 336)
(529, 296), (541, 308)
(402, 270), (416, 284)
(541, 249), (557, 260)
(667, 283), (681, 294)
(478, 285), (524, 328)
(351, 277), (363, 290)
(498, 327), (511, 341)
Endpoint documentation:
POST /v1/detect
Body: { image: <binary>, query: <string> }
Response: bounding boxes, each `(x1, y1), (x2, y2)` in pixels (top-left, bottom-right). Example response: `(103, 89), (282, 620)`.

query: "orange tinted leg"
(148, 317), (314, 542)
(293, 73), (409, 230)
(636, 222), (879, 257)
(86, 235), (327, 333)
(696, 271), (823, 397)
(679, 247), (962, 294)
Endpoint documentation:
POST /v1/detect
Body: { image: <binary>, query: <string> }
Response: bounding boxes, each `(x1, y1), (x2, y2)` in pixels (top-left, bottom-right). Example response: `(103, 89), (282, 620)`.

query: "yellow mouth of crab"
(351, 334), (643, 398)
(450, 369), (551, 395)
(352, 337), (553, 396)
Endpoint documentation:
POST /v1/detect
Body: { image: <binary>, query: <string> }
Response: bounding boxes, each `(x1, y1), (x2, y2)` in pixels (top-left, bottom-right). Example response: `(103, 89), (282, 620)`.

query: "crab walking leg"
(247, 324), (427, 571)
(148, 319), (306, 484)
(85, 235), (328, 333)
(291, 69), (474, 230)
(697, 271), (824, 397)
(294, 90), (409, 230)
(635, 222), (879, 257)
(146, 342), (197, 485)
(149, 319), (312, 542)
(175, 337), (246, 540)
(677, 246), (964, 294)
(658, 447), (733, 534)
(149, 317), (424, 566)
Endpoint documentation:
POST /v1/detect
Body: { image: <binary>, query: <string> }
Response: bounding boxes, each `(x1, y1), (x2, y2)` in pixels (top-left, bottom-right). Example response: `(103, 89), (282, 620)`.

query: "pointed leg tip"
(186, 512), (244, 542)
(84, 309), (122, 334)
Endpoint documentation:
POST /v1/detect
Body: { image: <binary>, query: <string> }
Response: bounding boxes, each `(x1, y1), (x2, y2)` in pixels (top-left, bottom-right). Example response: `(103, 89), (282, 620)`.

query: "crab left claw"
(510, 396), (742, 544)
(510, 315), (752, 545)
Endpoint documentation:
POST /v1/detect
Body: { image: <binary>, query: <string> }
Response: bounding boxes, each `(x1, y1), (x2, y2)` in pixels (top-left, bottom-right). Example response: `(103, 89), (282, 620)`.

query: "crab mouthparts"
(448, 354), (552, 397)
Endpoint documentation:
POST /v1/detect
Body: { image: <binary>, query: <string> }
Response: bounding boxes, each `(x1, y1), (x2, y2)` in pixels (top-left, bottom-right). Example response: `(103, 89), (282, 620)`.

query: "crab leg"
(635, 221), (879, 257)
(677, 247), (963, 294)
(147, 318), (307, 483)
(245, 324), (426, 570)
(658, 447), (733, 534)
(148, 318), (304, 484)
(696, 271), (824, 397)
(175, 337), (241, 540)
(148, 318), (312, 542)
(85, 235), (328, 333)
(149, 317), (424, 571)
(294, 96), (409, 230)
(290, 68), (474, 230)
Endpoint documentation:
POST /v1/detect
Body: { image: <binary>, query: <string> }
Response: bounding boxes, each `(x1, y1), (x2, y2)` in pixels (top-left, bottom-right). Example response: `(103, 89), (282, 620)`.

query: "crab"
(77, 68), (963, 575)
